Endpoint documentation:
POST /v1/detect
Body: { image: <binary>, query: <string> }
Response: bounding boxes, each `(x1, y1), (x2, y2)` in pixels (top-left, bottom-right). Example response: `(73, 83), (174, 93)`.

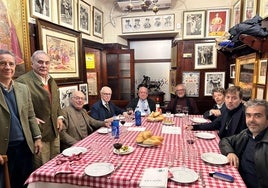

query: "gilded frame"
(257, 59), (267, 85)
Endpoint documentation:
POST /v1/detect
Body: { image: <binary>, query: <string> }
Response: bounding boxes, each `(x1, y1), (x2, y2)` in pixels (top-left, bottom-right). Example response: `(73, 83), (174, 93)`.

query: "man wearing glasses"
(90, 86), (127, 121)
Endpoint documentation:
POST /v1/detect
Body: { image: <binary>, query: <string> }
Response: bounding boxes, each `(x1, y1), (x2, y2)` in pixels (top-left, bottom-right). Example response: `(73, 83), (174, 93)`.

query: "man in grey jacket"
(219, 99), (268, 188)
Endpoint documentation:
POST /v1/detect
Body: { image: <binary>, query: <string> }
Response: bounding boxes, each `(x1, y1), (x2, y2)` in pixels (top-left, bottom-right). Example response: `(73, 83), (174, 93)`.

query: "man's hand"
(227, 153), (239, 168)
(210, 109), (221, 117)
(34, 139), (42, 155)
(57, 118), (64, 132)
(0, 155), (4, 165)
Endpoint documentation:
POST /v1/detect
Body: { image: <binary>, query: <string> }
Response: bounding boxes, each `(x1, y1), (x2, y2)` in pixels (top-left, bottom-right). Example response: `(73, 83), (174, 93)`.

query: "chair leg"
(2, 155), (11, 188)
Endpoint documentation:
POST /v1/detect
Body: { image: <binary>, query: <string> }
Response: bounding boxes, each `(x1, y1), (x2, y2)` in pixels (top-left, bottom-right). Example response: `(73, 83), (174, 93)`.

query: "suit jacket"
(0, 81), (41, 154)
(125, 98), (156, 112)
(16, 70), (63, 142)
(60, 105), (105, 150)
(90, 100), (125, 121)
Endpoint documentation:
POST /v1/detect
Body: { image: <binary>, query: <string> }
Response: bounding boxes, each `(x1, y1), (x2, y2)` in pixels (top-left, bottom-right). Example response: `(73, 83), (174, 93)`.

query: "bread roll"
(136, 135), (144, 143)
(150, 135), (164, 142)
(142, 131), (152, 139)
(143, 138), (162, 146)
(153, 111), (160, 117)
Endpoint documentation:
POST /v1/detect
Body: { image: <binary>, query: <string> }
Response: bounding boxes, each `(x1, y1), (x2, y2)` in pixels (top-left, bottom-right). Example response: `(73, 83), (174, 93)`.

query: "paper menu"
(161, 126), (181, 134)
(139, 168), (168, 188)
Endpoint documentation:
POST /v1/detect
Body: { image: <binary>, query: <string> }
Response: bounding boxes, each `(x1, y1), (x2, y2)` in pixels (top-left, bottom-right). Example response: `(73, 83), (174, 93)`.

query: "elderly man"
(0, 50), (42, 188)
(90, 86), (127, 121)
(126, 85), (156, 115)
(166, 83), (199, 114)
(60, 91), (110, 150)
(219, 99), (268, 188)
(16, 50), (63, 168)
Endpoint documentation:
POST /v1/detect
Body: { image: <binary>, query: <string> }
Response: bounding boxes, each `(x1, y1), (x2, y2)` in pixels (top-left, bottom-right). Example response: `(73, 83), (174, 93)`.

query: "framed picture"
(235, 53), (258, 99)
(204, 72), (225, 96)
(182, 72), (200, 97)
(256, 85), (265, 99)
(194, 43), (217, 69)
(206, 9), (230, 38)
(58, 0), (75, 29)
(59, 85), (78, 109)
(79, 83), (89, 104)
(183, 10), (206, 39)
(257, 59), (267, 85)
(259, 0), (268, 18)
(37, 19), (83, 84)
(242, 0), (257, 21)
(30, 0), (52, 21)
(169, 69), (177, 94)
(230, 64), (236, 79)
(171, 45), (177, 68)
(87, 72), (98, 95)
(93, 7), (103, 38)
(78, 0), (91, 34)
(232, 0), (242, 26)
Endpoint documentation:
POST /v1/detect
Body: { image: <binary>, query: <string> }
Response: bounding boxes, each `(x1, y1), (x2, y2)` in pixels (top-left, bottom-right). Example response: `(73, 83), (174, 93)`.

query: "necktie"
(105, 103), (110, 112)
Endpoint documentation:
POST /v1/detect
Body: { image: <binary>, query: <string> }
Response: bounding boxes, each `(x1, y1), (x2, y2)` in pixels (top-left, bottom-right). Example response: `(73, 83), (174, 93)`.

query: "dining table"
(26, 115), (247, 188)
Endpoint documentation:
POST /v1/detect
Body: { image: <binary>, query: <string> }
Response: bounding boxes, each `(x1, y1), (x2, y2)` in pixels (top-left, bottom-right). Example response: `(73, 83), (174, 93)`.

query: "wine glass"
(182, 106), (189, 116)
(176, 105), (182, 114)
(126, 107), (133, 122)
(113, 142), (123, 165)
(143, 105), (148, 116)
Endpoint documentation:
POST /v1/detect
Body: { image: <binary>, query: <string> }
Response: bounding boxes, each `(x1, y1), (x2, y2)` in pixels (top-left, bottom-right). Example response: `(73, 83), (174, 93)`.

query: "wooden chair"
(2, 155), (11, 188)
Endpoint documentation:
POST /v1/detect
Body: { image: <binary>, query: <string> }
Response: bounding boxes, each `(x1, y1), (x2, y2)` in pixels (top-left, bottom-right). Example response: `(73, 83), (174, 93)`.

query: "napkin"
(140, 168), (168, 188)
(161, 126), (181, 134)
(123, 122), (133, 126)
(127, 127), (146, 131)
(54, 161), (73, 175)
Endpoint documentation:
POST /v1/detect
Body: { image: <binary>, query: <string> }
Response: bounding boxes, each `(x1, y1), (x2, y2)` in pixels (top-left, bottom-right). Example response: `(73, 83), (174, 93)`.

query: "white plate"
(162, 121), (175, 126)
(113, 146), (135, 155)
(195, 132), (216, 139)
(174, 113), (184, 117)
(191, 117), (208, 123)
(137, 143), (155, 147)
(201, 152), (228, 165)
(84, 162), (114, 177)
(97, 127), (111, 134)
(62, 147), (87, 157)
(170, 167), (198, 183)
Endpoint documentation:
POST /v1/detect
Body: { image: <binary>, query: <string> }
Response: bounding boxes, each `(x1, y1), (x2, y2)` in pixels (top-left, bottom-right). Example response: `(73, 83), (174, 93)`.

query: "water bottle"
(111, 118), (120, 139)
(135, 110), (141, 126)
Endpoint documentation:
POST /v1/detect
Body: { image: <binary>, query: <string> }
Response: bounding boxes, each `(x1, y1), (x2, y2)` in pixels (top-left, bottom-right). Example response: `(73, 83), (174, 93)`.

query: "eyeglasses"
(176, 89), (185, 92)
(72, 96), (85, 101)
(102, 93), (111, 96)
(0, 61), (16, 67)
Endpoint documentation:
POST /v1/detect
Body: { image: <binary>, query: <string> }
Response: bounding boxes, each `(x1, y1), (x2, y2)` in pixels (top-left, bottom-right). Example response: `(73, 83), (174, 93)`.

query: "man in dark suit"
(0, 50), (42, 188)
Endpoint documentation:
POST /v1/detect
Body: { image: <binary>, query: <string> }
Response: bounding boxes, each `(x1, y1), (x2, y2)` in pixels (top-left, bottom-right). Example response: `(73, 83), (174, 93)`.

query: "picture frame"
(78, 0), (91, 34)
(121, 14), (175, 34)
(87, 72), (98, 96)
(59, 85), (78, 109)
(37, 19), (83, 84)
(257, 59), (267, 85)
(256, 84), (265, 100)
(206, 8), (230, 38)
(182, 71), (200, 97)
(93, 7), (103, 38)
(230, 64), (236, 79)
(259, 0), (268, 18)
(169, 69), (177, 94)
(242, 0), (257, 21)
(58, 0), (75, 29)
(30, 0), (52, 21)
(204, 72), (225, 96)
(183, 10), (206, 39)
(194, 43), (217, 69)
(232, 0), (242, 26)
(79, 83), (89, 104)
(171, 45), (177, 68)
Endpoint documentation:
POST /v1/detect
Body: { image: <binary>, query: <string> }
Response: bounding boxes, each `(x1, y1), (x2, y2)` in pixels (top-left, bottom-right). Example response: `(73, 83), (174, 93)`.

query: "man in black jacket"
(219, 99), (268, 188)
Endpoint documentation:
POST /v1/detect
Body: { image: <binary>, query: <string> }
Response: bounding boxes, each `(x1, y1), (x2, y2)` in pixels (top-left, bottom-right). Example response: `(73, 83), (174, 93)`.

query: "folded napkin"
(140, 168), (168, 188)
(161, 126), (181, 134)
(54, 161), (73, 175)
(127, 127), (146, 131)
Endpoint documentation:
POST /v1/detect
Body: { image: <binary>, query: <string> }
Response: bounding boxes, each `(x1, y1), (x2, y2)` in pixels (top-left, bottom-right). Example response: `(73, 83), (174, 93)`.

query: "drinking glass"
(126, 107), (133, 122)
(182, 106), (189, 116)
(113, 141), (123, 166)
(176, 105), (182, 114)
(165, 150), (175, 168)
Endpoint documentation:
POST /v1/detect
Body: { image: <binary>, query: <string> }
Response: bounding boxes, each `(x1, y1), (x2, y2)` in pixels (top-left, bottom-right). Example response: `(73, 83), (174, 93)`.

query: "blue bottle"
(111, 119), (120, 138)
(135, 110), (141, 126)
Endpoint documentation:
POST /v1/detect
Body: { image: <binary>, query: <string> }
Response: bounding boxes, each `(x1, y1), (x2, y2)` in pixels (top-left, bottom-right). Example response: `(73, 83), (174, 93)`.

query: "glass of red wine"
(113, 142), (123, 165)
(126, 107), (133, 122)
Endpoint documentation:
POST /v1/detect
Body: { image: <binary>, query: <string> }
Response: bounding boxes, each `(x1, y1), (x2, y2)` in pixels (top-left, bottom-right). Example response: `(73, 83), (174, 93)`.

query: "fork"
(199, 170), (206, 187)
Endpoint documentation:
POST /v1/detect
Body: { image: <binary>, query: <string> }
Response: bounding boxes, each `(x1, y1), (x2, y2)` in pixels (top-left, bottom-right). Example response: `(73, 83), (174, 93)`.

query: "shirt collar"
(33, 71), (51, 85)
(0, 80), (14, 92)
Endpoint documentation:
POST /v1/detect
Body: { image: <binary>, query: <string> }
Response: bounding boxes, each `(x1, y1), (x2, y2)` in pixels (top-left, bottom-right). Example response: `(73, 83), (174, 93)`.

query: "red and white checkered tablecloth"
(26, 115), (247, 188)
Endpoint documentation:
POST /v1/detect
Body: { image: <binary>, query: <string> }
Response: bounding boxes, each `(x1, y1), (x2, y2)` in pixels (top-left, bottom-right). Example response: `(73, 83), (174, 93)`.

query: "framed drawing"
(235, 53), (258, 99)
(259, 0), (268, 18)
(169, 69), (177, 94)
(255, 85), (265, 100)
(87, 72), (98, 95)
(206, 9), (230, 38)
(182, 72), (200, 97)
(37, 19), (83, 84)
(242, 0), (257, 21)
(230, 64), (236, 79)
(257, 59), (267, 85)
(204, 72), (225, 96)
(183, 10), (206, 39)
(194, 43), (217, 69)
(30, 0), (52, 21)
(93, 7), (103, 38)
(58, 0), (75, 29)
(0, 0), (31, 77)
(79, 83), (89, 104)
(78, 0), (91, 34)
(59, 85), (78, 109)
(232, 0), (242, 26)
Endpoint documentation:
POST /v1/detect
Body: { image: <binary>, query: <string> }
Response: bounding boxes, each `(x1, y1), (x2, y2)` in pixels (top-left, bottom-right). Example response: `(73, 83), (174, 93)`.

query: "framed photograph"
(232, 0), (242, 26)
(87, 72), (98, 95)
(182, 72), (200, 97)
(30, 0), (52, 21)
(230, 64), (236, 79)
(37, 19), (83, 84)
(58, 0), (75, 29)
(206, 9), (230, 38)
(169, 69), (177, 94)
(256, 85), (265, 100)
(257, 59), (267, 84)
(183, 10), (206, 39)
(194, 43), (217, 69)
(204, 72), (225, 96)
(242, 0), (257, 21)
(59, 85), (78, 109)
(259, 0), (268, 18)
(78, 0), (91, 34)
(79, 83), (88, 104)
(93, 7), (103, 38)
(121, 14), (175, 34)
